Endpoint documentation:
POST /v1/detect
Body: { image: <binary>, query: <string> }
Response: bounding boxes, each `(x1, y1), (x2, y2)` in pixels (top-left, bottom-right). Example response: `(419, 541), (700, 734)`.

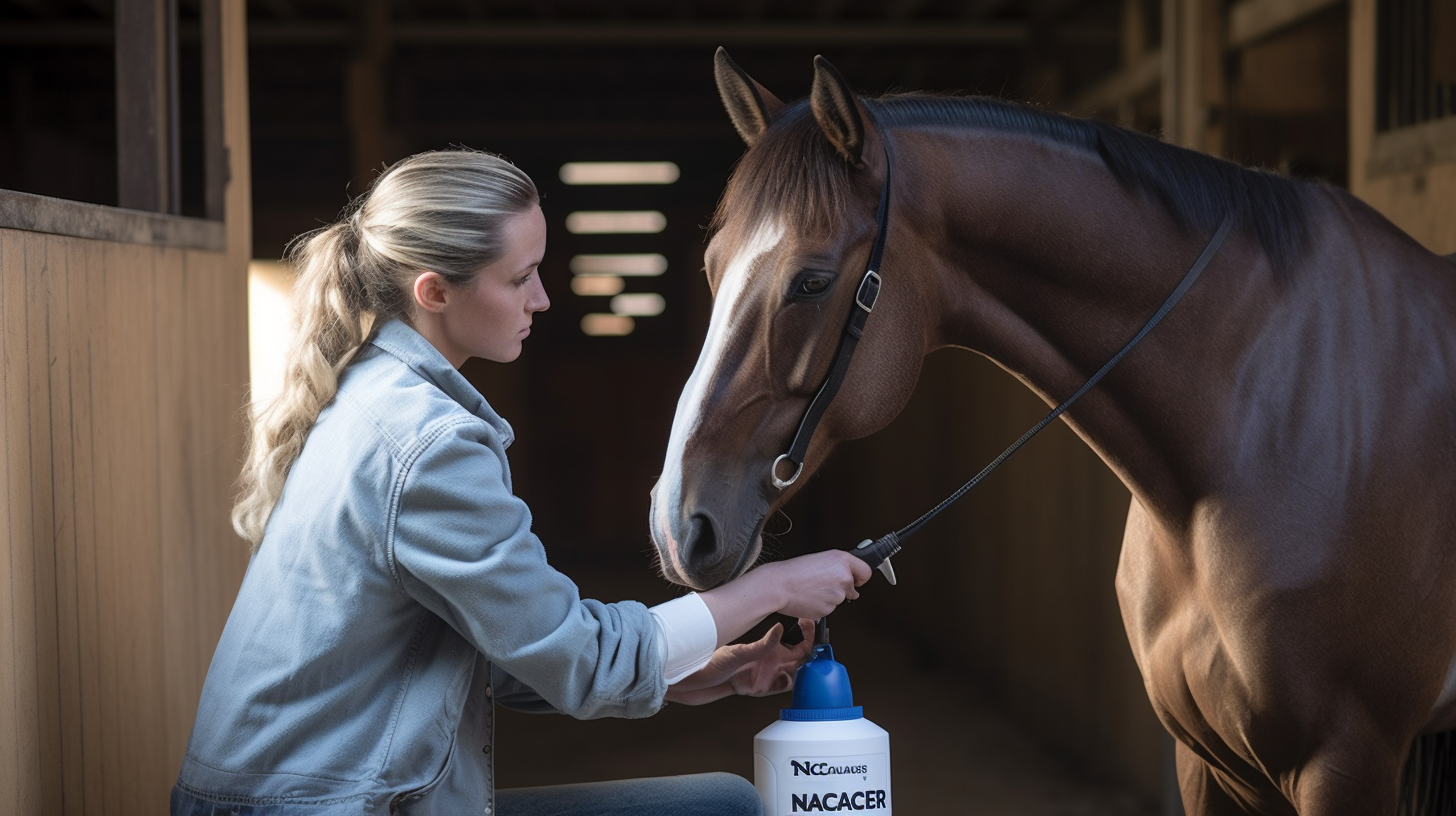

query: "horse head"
(649, 51), (939, 589)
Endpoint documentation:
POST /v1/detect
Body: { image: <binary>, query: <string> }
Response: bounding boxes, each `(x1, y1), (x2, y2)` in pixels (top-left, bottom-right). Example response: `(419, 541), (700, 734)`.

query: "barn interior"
(3, 0), (1453, 813)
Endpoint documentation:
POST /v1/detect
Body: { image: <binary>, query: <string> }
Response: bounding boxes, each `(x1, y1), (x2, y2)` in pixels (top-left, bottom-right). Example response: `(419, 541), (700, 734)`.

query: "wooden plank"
(85, 240), (122, 815)
(1228, 0), (1341, 48)
(46, 237), (87, 816)
(2, 230), (41, 814)
(103, 242), (166, 813)
(1, 229), (24, 816)
(70, 236), (104, 815)
(27, 224), (63, 816)
(158, 245), (199, 777)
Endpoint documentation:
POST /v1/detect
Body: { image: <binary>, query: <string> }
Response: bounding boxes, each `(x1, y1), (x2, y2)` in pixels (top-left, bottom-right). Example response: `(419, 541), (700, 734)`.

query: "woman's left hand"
(664, 620), (814, 706)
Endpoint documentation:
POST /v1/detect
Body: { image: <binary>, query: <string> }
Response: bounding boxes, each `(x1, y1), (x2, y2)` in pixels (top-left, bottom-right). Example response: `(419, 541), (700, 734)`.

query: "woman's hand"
(698, 550), (872, 645)
(665, 620), (815, 706)
(757, 550), (872, 621)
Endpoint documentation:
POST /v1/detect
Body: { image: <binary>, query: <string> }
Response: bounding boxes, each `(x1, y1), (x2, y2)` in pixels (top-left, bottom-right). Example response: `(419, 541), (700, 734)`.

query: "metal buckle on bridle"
(855, 271), (881, 314)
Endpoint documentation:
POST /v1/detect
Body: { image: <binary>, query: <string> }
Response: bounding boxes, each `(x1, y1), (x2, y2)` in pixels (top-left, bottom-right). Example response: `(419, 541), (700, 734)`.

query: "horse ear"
(714, 47), (784, 147)
(810, 55), (866, 167)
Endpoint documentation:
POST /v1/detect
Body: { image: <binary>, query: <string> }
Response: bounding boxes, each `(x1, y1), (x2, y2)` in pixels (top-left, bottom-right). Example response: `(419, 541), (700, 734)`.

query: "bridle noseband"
(767, 140), (1235, 584)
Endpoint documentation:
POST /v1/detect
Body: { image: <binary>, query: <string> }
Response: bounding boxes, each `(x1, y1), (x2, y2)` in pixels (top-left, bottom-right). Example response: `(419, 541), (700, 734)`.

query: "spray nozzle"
(852, 535), (900, 585)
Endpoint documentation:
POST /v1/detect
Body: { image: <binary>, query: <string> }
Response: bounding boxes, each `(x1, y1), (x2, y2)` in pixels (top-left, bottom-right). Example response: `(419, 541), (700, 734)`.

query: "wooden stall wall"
(1349, 0), (1456, 254)
(0, 2), (252, 813)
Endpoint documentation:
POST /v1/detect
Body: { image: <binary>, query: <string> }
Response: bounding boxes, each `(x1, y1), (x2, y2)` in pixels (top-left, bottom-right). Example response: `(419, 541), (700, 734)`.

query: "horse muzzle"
(649, 481), (764, 590)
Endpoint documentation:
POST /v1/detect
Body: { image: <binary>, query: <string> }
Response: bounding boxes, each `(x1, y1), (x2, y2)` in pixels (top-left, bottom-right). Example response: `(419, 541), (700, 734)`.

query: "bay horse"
(648, 49), (1456, 815)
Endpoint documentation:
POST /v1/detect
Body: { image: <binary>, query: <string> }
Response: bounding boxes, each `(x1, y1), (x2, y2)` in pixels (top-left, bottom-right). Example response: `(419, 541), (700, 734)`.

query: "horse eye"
(793, 276), (832, 298)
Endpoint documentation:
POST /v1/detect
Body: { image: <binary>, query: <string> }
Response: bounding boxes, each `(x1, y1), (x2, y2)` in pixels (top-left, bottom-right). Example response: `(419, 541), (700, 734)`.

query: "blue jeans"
(172, 773), (762, 816)
(498, 773), (763, 816)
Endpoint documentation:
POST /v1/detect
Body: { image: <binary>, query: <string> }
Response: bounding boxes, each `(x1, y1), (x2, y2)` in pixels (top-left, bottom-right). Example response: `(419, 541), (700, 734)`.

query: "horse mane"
(714, 92), (1312, 271)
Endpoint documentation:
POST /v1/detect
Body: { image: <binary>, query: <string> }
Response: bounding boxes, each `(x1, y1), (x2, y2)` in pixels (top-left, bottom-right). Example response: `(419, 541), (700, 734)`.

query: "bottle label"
(777, 752), (890, 813)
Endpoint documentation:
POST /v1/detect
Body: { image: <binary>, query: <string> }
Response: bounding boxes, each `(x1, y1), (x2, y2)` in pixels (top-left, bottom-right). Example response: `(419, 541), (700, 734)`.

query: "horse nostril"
(682, 513), (725, 582)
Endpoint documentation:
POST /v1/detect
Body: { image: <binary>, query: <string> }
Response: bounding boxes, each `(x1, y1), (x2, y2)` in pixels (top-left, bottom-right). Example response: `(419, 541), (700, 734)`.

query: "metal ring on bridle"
(771, 454), (803, 490)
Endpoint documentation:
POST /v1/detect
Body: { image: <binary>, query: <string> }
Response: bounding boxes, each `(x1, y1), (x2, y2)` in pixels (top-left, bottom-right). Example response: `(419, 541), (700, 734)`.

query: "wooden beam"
(1072, 49), (1162, 115)
(1228, 0), (1341, 48)
(0, 190), (225, 249)
(115, 0), (178, 213)
(348, 0), (392, 188)
(888, 0), (929, 20)
(1366, 116), (1456, 176)
(1, 19), (1073, 46)
(1162, 0), (1226, 151)
(249, 19), (1035, 45)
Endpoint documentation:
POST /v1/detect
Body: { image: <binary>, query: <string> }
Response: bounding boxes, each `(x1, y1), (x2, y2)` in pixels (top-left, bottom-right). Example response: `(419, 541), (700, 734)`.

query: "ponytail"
(232, 149), (539, 545)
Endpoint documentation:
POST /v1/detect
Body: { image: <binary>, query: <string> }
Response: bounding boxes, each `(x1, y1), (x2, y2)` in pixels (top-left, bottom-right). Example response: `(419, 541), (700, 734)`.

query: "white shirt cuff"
(649, 592), (718, 685)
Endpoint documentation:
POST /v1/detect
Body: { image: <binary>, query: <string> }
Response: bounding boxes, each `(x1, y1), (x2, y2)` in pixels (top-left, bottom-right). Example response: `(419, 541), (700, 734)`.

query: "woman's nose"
(531, 277), (550, 313)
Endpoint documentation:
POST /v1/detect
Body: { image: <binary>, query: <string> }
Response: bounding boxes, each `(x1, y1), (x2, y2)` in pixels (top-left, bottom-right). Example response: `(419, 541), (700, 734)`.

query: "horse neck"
(896, 128), (1269, 520)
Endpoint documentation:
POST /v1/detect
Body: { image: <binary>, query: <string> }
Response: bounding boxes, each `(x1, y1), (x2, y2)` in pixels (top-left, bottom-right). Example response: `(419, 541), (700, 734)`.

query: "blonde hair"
(232, 149), (539, 545)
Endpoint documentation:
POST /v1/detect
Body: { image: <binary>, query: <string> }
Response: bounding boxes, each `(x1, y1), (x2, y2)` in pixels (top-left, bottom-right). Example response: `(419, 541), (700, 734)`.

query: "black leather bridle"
(770, 156), (892, 492)
(768, 144), (1235, 585)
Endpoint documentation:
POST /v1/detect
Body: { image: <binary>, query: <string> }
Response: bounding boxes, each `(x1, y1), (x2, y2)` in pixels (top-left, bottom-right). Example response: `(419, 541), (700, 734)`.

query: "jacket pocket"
(387, 735), (458, 816)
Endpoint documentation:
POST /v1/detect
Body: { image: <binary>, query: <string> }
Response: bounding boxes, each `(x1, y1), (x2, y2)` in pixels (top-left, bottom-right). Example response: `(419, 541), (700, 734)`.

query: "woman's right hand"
(697, 549), (872, 646)
(757, 550), (872, 621)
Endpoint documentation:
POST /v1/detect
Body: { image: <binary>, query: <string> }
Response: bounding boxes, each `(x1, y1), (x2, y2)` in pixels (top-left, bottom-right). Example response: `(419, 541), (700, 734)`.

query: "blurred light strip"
(571, 276), (625, 296)
(247, 260), (295, 408)
(582, 314), (635, 336)
(565, 211), (666, 234)
(570, 253), (668, 276)
(610, 293), (666, 317)
(560, 162), (680, 185)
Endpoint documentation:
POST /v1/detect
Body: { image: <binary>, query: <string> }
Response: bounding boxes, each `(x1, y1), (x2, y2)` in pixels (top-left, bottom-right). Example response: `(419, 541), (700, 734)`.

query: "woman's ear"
(412, 271), (451, 314)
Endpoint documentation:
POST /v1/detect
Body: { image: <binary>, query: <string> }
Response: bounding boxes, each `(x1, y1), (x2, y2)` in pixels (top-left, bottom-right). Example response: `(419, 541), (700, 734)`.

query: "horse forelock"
(712, 102), (857, 241)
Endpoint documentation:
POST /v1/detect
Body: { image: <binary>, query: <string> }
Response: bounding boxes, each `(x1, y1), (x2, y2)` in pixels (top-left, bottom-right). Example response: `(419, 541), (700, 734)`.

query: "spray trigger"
(853, 538), (899, 586)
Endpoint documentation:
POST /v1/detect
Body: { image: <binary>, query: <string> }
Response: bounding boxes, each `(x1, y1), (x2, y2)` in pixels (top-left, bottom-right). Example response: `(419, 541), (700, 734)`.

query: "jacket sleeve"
(490, 663), (559, 714)
(388, 417), (667, 720)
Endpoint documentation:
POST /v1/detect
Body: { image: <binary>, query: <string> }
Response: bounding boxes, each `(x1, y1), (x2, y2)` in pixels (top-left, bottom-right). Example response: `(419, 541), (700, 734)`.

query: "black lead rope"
(851, 212), (1236, 584)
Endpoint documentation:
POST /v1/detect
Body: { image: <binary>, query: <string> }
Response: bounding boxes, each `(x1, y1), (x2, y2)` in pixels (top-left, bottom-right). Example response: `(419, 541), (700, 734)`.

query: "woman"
(171, 149), (870, 816)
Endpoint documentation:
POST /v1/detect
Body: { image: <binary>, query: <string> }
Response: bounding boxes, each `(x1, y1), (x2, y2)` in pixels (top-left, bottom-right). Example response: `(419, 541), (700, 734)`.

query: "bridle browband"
(769, 142), (1236, 584)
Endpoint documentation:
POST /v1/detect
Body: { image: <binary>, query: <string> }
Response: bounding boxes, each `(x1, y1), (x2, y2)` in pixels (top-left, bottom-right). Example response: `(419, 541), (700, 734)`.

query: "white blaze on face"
(654, 220), (786, 577)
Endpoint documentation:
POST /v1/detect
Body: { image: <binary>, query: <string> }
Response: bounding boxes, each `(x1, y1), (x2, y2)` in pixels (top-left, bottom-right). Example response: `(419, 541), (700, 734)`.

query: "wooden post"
(115, 0), (179, 213)
(1161, 0), (1228, 154)
(201, 0), (228, 221)
(1119, 0), (1148, 124)
(348, 0), (392, 190)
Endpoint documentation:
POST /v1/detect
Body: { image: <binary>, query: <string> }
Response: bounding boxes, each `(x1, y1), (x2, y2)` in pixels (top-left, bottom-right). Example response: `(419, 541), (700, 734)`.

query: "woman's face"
(434, 206), (551, 366)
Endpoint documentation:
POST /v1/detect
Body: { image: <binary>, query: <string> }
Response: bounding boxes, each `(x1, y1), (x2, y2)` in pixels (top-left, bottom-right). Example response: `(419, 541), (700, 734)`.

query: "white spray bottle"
(753, 619), (892, 815)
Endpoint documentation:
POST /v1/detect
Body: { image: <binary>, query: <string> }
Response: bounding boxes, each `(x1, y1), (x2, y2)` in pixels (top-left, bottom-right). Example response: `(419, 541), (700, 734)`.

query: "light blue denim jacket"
(174, 318), (667, 815)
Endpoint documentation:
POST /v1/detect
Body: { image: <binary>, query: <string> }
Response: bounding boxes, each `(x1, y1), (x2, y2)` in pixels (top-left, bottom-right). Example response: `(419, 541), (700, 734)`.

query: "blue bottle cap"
(781, 644), (864, 721)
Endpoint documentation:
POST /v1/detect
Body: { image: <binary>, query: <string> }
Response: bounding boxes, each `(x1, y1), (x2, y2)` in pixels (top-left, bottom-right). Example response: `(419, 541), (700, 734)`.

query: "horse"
(647, 49), (1456, 815)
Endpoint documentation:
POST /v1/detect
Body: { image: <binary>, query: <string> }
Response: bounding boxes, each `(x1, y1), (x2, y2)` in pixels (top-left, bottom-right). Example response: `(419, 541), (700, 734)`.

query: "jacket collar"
(369, 318), (515, 447)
